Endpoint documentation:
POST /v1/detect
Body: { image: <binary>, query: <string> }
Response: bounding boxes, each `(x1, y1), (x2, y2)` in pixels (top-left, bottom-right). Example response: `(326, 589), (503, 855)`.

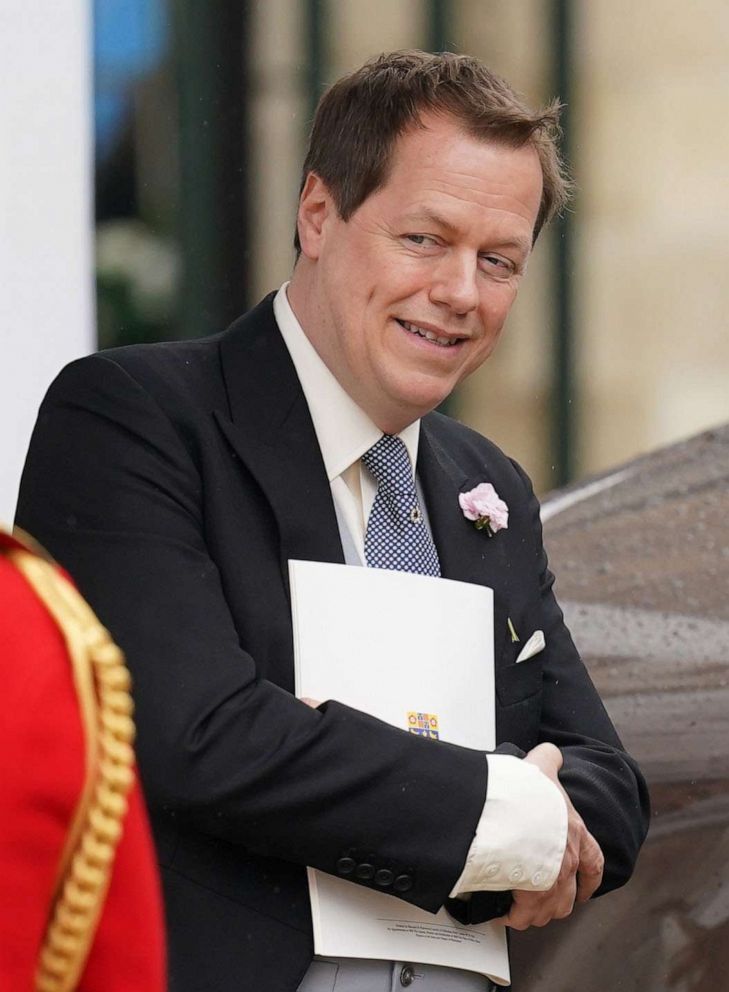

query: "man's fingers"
(576, 832), (605, 902)
(493, 879), (577, 931)
(300, 696), (322, 708)
(496, 808), (600, 929)
(523, 742), (563, 780)
(512, 742), (605, 920)
(576, 872), (600, 904)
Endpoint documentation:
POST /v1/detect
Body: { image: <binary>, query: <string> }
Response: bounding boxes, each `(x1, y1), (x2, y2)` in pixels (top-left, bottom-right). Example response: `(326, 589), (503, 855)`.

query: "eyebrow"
(403, 208), (532, 259)
(405, 208), (459, 235)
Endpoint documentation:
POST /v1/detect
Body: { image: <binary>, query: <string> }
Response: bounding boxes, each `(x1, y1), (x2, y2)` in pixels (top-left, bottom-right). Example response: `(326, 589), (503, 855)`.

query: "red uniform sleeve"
(0, 534), (165, 990)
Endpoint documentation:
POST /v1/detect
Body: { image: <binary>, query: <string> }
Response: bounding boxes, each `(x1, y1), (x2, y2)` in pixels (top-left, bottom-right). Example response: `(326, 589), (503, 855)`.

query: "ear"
(296, 172), (333, 260)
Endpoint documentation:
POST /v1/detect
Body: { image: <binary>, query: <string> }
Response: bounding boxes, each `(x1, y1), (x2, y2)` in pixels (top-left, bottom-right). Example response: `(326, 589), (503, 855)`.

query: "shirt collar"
(273, 283), (420, 482)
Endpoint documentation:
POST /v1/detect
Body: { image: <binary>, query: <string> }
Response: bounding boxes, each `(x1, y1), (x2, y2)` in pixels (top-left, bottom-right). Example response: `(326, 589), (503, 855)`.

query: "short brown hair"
(295, 49), (570, 252)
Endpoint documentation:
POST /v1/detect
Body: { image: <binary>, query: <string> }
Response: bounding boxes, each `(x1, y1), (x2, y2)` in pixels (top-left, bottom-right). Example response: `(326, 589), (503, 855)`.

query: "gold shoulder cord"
(7, 548), (136, 992)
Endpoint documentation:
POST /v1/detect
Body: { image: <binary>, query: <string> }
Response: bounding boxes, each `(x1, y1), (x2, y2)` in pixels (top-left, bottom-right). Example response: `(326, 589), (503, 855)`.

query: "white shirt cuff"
(449, 754), (568, 897)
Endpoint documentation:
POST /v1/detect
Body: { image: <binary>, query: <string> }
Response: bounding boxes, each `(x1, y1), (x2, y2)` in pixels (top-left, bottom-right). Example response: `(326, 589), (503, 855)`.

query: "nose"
(428, 251), (479, 315)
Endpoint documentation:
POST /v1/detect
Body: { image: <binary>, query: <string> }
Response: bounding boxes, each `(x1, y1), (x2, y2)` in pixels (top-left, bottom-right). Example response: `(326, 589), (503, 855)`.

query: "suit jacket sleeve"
(15, 353), (491, 915)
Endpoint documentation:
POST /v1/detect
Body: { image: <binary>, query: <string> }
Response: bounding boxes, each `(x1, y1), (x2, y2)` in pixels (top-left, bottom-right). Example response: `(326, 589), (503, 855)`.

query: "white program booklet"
(289, 559), (510, 987)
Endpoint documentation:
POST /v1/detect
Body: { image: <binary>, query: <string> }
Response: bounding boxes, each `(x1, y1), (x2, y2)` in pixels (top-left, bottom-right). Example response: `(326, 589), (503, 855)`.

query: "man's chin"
(373, 390), (456, 434)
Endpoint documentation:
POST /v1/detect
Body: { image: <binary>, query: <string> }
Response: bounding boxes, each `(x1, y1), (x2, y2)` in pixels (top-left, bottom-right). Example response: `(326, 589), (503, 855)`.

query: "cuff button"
(393, 873), (414, 892)
(509, 866), (524, 883)
(355, 862), (375, 881)
(336, 857), (356, 876)
(375, 868), (394, 888)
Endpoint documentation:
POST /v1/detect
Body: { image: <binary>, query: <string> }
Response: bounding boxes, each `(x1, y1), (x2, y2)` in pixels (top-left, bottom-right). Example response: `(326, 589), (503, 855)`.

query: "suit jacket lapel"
(418, 418), (510, 669)
(214, 296), (344, 599)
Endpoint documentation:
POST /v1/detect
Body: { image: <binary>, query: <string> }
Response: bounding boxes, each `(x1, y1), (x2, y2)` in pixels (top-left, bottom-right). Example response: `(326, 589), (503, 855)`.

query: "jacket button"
(336, 857), (355, 876)
(400, 965), (415, 986)
(355, 862), (375, 881)
(393, 873), (413, 892)
(375, 868), (394, 888)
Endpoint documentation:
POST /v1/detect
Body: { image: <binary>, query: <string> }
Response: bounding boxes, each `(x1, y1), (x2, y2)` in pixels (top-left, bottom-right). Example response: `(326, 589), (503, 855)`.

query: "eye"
(405, 234), (438, 248)
(479, 253), (516, 277)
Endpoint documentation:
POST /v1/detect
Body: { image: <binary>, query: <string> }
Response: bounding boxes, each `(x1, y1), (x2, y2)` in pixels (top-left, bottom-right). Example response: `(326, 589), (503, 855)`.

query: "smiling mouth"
(396, 319), (464, 348)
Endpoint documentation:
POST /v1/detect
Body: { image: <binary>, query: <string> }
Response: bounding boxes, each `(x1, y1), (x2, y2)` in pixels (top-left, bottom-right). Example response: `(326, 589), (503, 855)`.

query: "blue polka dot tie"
(362, 435), (441, 577)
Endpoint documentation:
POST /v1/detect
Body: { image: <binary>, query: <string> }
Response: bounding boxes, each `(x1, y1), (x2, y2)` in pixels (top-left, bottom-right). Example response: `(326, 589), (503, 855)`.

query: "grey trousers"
(297, 957), (498, 992)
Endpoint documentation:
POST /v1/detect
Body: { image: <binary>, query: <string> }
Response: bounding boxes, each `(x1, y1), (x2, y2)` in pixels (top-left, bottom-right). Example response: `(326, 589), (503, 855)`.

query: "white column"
(0, 1), (94, 523)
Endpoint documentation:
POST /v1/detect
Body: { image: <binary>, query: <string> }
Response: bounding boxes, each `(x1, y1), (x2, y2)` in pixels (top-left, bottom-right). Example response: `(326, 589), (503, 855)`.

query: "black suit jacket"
(17, 295), (649, 992)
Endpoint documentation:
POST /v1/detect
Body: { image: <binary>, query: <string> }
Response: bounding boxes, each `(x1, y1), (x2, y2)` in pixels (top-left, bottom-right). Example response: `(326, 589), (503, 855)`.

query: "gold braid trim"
(7, 549), (136, 992)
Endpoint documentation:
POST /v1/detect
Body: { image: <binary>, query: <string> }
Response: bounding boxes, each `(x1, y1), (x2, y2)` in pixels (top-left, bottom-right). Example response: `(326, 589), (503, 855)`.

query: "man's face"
(295, 112), (544, 433)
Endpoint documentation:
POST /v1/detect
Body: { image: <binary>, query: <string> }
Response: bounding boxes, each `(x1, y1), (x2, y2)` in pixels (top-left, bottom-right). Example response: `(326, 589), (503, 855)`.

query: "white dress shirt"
(273, 284), (567, 897)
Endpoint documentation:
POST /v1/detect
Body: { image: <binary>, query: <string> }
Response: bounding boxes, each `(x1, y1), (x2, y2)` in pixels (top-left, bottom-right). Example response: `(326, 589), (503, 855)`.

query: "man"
(17, 51), (649, 992)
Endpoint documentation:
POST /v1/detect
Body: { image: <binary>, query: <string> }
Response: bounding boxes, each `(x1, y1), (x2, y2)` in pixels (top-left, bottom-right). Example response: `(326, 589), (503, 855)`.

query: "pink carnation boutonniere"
(459, 483), (509, 537)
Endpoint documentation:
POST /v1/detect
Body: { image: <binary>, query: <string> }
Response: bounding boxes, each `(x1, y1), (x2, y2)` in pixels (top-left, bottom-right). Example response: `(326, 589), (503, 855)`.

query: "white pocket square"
(516, 630), (545, 663)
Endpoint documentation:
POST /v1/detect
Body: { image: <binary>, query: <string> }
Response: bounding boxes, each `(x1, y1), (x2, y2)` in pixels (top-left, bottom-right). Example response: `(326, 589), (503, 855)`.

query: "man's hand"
(495, 742), (604, 930)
